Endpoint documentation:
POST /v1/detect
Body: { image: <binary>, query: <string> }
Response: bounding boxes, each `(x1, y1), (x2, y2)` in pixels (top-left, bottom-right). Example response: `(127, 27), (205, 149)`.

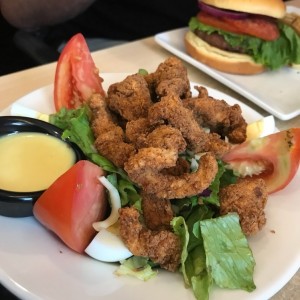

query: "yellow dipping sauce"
(0, 132), (76, 192)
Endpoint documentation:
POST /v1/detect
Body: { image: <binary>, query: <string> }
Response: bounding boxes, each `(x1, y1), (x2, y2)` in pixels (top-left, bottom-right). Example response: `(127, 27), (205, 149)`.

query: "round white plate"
(0, 73), (299, 300)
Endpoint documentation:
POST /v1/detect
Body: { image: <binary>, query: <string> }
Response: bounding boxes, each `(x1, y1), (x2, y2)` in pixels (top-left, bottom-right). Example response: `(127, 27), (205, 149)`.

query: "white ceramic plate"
(0, 73), (300, 300)
(154, 6), (300, 121)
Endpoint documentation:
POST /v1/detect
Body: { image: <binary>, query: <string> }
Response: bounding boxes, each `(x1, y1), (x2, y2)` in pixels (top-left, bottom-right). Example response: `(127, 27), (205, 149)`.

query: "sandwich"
(184, 0), (300, 74)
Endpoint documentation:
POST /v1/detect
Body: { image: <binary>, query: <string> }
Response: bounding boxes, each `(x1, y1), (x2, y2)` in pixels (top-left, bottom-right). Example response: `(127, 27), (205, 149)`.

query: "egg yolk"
(0, 132), (75, 192)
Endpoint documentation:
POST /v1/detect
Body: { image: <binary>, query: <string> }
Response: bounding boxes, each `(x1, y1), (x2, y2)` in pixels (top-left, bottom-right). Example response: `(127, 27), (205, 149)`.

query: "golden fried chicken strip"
(219, 178), (268, 236)
(89, 93), (118, 133)
(124, 148), (218, 199)
(145, 125), (187, 153)
(156, 77), (191, 98)
(119, 207), (181, 272)
(161, 157), (191, 176)
(142, 192), (174, 231)
(148, 94), (204, 151)
(145, 56), (191, 99)
(125, 118), (153, 149)
(106, 74), (153, 121)
(125, 147), (177, 195)
(148, 94), (230, 157)
(95, 129), (136, 168)
(183, 86), (247, 144)
(89, 93), (136, 168)
(126, 119), (187, 152)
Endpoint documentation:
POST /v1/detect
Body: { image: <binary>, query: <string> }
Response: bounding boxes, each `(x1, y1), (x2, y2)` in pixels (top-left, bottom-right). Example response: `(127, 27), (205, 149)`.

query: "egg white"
(85, 228), (132, 262)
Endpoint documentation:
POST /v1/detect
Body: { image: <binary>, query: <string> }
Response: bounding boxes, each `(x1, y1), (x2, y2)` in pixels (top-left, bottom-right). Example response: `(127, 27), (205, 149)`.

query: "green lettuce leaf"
(200, 213), (256, 292)
(172, 211), (256, 299)
(201, 160), (237, 206)
(115, 256), (157, 281)
(171, 216), (212, 300)
(50, 106), (96, 156)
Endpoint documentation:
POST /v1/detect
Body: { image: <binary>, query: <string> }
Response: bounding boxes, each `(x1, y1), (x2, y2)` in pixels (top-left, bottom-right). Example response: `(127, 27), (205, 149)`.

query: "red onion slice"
(199, 2), (249, 19)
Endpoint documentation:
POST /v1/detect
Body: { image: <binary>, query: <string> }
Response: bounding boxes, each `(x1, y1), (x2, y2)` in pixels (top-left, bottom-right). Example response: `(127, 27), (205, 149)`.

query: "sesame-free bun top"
(201, 0), (286, 18)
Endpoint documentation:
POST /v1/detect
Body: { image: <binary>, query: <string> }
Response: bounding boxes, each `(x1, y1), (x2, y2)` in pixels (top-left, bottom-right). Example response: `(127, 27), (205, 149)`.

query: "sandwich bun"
(201, 0), (286, 18)
(184, 31), (265, 75)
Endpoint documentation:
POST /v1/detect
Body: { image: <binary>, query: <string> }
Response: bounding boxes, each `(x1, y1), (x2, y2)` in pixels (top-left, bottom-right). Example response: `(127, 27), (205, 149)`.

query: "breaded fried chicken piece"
(183, 86), (247, 144)
(124, 148), (218, 199)
(106, 74), (153, 121)
(156, 77), (190, 98)
(145, 56), (191, 99)
(95, 129), (136, 168)
(89, 93), (136, 168)
(148, 94), (205, 151)
(219, 178), (268, 236)
(161, 157), (190, 176)
(89, 92), (119, 133)
(148, 94), (230, 157)
(142, 192), (174, 231)
(125, 118), (153, 149)
(145, 125), (187, 153)
(126, 122), (187, 153)
(119, 207), (181, 272)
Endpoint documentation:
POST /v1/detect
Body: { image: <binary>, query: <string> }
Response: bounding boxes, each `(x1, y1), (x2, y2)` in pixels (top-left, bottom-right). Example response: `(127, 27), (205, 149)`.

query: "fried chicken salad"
(46, 57), (272, 300)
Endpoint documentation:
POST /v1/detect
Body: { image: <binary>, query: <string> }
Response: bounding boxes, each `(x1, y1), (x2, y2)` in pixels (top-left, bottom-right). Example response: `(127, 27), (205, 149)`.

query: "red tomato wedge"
(222, 128), (300, 194)
(197, 12), (280, 41)
(33, 160), (108, 253)
(54, 33), (105, 111)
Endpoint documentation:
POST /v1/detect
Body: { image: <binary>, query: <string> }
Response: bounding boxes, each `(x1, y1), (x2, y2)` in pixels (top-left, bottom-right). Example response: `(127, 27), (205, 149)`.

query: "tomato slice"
(224, 17), (279, 41)
(197, 12), (279, 41)
(54, 33), (105, 111)
(33, 160), (108, 253)
(222, 128), (300, 194)
(197, 12), (243, 34)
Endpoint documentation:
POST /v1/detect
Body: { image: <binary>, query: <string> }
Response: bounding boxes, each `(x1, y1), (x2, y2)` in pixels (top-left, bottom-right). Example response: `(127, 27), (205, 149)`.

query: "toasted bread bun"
(202, 0), (286, 18)
(184, 31), (265, 75)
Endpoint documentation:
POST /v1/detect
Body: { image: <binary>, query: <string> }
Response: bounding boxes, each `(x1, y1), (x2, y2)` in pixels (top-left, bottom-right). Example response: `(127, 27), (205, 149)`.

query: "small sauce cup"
(0, 116), (85, 217)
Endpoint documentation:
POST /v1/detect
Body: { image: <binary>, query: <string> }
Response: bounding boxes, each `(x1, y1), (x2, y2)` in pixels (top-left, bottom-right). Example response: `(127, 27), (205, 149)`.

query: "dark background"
(1, 16), (38, 76)
(0, 284), (19, 300)
(1, 15), (32, 300)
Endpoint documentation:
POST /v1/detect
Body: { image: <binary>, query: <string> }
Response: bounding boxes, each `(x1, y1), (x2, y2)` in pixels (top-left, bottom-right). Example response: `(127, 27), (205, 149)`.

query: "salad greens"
(116, 256), (158, 281)
(189, 17), (300, 70)
(200, 214), (256, 292)
(171, 208), (255, 300)
(50, 106), (142, 210)
(50, 106), (256, 300)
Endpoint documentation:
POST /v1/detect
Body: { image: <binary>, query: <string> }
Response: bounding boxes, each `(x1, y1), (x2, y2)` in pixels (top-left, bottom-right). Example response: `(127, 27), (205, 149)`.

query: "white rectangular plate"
(154, 6), (300, 121)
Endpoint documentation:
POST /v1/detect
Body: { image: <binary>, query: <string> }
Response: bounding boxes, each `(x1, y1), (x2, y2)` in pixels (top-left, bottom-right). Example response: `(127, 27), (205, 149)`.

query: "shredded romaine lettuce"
(172, 212), (256, 300)
(200, 213), (256, 292)
(115, 256), (157, 281)
(171, 215), (211, 300)
(201, 160), (237, 206)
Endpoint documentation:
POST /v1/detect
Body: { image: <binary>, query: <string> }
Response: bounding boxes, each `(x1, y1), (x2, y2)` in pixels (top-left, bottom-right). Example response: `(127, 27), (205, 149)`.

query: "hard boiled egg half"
(85, 176), (132, 262)
(85, 224), (132, 262)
